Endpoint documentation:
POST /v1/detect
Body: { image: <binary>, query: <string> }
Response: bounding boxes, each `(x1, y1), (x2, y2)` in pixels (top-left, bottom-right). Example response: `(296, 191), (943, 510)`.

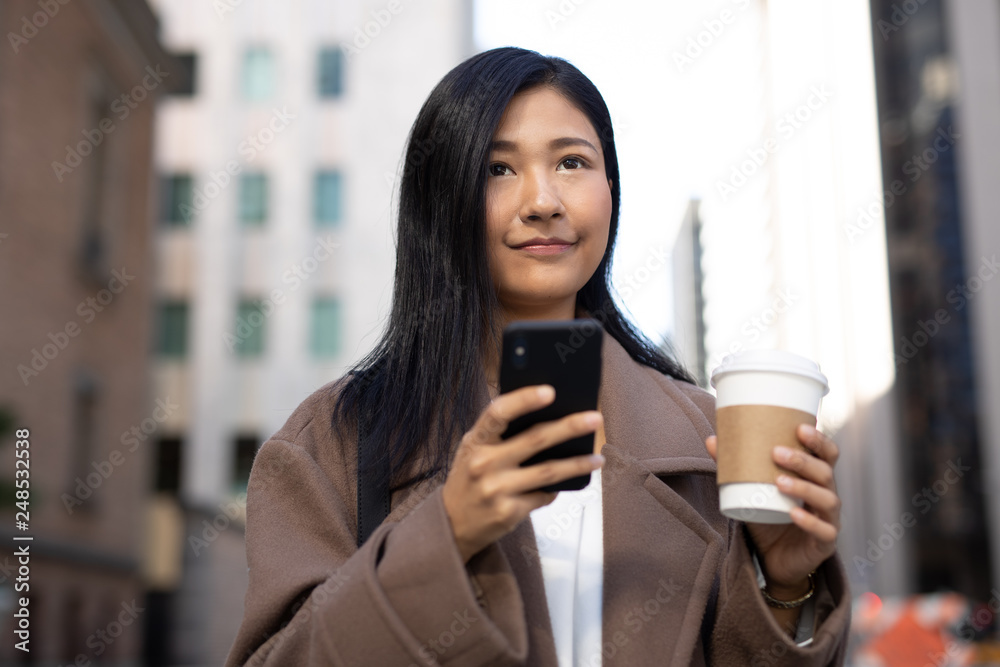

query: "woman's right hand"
(441, 384), (605, 563)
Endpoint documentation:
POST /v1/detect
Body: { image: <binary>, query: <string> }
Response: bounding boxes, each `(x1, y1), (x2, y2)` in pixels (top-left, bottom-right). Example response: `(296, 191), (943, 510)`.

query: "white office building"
(145, 0), (472, 661)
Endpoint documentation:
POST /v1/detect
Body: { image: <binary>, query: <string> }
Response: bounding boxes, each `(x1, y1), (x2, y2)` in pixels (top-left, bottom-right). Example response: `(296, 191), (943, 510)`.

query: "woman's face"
(485, 85), (613, 319)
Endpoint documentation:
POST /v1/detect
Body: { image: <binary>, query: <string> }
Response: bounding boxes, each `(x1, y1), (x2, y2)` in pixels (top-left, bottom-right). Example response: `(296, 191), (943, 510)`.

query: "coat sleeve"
(708, 521), (851, 666)
(224, 436), (529, 666)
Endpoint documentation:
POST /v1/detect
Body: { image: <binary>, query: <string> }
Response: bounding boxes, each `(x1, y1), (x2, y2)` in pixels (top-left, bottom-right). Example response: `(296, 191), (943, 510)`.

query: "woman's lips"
(514, 242), (574, 255)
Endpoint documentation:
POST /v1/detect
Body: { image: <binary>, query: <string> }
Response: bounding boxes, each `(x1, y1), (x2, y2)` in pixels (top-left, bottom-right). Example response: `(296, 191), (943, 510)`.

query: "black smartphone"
(499, 318), (603, 492)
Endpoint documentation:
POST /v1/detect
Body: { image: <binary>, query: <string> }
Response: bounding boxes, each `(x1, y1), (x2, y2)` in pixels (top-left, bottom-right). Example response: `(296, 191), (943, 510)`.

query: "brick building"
(0, 1), (183, 663)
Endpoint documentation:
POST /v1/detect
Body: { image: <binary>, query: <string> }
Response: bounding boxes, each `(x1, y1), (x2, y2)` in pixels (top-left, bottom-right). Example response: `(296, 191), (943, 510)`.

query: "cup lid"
(710, 349), (829, 395)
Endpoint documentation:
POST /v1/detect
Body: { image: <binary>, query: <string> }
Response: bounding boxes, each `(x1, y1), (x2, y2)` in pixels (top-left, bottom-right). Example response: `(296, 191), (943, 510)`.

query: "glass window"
(170, 52), (197, 96)
(154, 436), (182, 494)
(311, 297), (342, 358)
(239, 172), (268, 224)
(158, 301), (189, 358)
(235, 299), (265, 357)
(232, 434), (260, 491)
(69, 371), (99, 500)
(161, 174), (194, 226)
(318, 47), (344, 98)
(314, 170), (343, 225)
(242, 47), (274, 100)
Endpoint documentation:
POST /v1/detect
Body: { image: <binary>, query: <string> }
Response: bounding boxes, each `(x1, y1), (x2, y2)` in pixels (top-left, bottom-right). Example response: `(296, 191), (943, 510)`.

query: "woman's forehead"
(492, 86), (601, 149)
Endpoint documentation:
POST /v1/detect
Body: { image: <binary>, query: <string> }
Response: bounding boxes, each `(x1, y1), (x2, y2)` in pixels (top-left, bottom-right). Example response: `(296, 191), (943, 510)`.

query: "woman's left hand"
(704, 424), (841, 596)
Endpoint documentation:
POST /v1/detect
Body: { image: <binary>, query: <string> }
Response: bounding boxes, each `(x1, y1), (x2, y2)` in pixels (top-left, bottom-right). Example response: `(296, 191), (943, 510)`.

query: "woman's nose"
(518, 171), (565, 222)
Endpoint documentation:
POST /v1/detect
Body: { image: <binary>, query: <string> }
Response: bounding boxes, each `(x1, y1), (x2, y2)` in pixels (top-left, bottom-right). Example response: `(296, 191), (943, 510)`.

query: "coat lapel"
(597, 331), (725, 666)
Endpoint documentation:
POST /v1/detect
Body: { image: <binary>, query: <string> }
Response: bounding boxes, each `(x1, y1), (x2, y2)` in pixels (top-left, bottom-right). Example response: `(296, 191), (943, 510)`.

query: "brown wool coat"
(226, 331), (851, 666)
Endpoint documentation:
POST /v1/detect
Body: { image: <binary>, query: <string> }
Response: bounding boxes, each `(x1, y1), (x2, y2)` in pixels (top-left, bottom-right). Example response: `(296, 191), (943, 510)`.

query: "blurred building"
(670, 0), (909, 596)
(0, 0), (183, 664)
(868, 0), (1000, 599)
(145, 0), (473, 662)
(673, 0), (1000, 610)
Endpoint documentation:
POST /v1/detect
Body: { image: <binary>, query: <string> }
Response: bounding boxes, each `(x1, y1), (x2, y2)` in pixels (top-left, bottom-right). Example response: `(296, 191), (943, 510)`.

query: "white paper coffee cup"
(710, 350), (830, 524)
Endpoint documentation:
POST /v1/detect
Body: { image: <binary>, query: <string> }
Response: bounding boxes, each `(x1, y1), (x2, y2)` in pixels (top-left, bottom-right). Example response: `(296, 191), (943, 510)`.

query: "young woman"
(226, 47), (850, 666)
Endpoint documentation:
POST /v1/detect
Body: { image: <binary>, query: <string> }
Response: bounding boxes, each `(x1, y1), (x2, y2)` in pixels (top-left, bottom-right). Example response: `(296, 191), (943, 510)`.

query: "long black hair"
(333, 46), (694, 485)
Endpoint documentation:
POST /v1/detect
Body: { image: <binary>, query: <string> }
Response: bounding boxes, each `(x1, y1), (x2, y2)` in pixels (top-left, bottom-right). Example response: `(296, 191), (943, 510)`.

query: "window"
(158, 301), (189, 358)
(161, 174), (194, 226)
(311, 297), (342, 358)
(241, 47), (274, 100)
(314, 170), (343, 225)
(80, 93), (112, 280)
(170, 52), (197, 96)
(239, 172), (268, 225)
(69, 370), (99, 499)
(154, 436), (182, 494)
(234, 299), (265, 357)
(318, 47), (344, 97)
(232, 434), (260, 491)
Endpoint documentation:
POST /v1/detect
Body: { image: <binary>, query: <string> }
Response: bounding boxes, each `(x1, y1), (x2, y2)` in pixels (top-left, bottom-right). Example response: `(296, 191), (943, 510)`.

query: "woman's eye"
(488, 163), (512, 177)
(559, 157), (585, 170)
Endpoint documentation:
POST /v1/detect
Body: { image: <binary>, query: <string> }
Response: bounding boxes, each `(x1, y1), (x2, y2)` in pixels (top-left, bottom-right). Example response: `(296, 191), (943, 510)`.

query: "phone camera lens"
(512, 337), (528, 369)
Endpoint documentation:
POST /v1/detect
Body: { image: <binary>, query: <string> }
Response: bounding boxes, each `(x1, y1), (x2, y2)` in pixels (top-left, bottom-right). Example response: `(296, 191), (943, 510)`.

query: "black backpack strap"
(356, 408), (390, 548)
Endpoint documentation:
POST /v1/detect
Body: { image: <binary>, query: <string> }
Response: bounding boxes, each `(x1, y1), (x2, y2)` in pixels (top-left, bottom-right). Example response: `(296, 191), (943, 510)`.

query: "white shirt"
(529, 466), (815, 666)
(529, 467), (604, 667)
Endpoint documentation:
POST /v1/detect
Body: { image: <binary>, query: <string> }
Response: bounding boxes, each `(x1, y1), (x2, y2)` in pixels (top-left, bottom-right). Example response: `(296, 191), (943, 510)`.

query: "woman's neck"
(482, 301), (588, 399)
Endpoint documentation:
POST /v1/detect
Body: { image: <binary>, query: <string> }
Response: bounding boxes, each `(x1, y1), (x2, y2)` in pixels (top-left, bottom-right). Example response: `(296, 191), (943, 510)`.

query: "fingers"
(787, 504), (839, 543)
(503, 453), (604, 495)
(773, 444), (836, 492)
(796, 424), (839, 466)
(469, 385), (556, 445)
(776, 468), (840, 514)
(496, 409), (602, 468)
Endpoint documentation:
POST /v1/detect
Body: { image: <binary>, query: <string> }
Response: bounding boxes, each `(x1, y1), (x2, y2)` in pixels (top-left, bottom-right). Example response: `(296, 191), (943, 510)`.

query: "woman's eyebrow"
(490, 137), (599, 153)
